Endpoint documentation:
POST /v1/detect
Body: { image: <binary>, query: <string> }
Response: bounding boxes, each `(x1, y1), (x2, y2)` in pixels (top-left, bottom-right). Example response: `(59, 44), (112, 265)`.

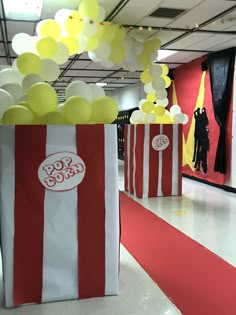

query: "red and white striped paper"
(124, 124), (182, 198)
(0, 124), (119, 307)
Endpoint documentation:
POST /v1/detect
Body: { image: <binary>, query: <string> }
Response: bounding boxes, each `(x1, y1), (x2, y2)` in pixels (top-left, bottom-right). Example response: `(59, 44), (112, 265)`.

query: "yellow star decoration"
(139, 26), (143, 31)
(148, 26), (152, 32)
(174, 210), (191, 215)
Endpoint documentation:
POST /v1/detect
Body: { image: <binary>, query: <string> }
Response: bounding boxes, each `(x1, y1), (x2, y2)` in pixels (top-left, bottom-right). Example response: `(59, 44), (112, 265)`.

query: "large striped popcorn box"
(0, 124), (120, 307)
(124, 124), (182, 198)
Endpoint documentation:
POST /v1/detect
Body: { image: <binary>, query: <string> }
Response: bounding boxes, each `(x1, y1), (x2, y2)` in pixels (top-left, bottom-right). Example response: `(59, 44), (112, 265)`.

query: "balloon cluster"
(0, 77), (118, 125)
(130, 103), (189, 125)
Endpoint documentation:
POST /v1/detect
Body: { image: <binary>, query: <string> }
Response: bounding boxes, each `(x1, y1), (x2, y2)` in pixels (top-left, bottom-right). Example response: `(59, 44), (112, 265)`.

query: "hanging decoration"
(0, 0), (188, 125)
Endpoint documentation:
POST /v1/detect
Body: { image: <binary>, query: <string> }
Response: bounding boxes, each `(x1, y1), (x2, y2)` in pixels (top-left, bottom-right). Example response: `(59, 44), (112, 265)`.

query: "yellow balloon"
(64, 11), (83, 35)
(163, 76), (172, 88)
(141, 101), (155, 113)
(100, 22), (115, 42)
(161, 64), (169, 76)
(42, 111), (66, 124)
(79, 0), (99, 19)
(114, 24), (126, 41)
(139, 50), (151, 68)
(86, 35), (99, 51)
(60, 36), (79, 55)
(157, 114), (174, 124)
(27, 83), (58, 116)
(150, 38), (161, 50)
(109, 40), (125, 64)
(36, 36), (58, 58)
(37, 19), (61, 40)
(2, 105), (34, 125)
(140, 69), (153, 84)
(144, 40), (156, 54)
(154, 105), (165, 116)
(146, 93), (157, 102)
(17, 53), (42, 75)
(64, 96), (91, 124)
(90, 96), (118, 123)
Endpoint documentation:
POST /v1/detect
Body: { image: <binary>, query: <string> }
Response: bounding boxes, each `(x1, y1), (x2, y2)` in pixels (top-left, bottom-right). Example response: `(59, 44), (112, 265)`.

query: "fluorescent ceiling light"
(96, 82), (108, 87)
(3, 0), (43, 20)
(156, 50), (178, 61)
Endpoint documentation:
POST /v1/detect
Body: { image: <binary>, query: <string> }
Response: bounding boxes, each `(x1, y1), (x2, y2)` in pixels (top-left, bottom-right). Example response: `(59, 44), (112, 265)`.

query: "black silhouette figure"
(192, 107), (209, 174)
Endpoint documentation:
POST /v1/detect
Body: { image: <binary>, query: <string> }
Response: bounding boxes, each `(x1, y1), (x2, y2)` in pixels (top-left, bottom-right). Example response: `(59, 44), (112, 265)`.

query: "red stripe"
(14, 125), (46, 306)
(162, 125), (173, 196)
(129, 125), (134, 195)
(135, 125), (144, 198)
(124, 125), (128, 192)
(76, 125), (105, 298)
(178, 125), (183, 195)
(149, 125), (160, 197)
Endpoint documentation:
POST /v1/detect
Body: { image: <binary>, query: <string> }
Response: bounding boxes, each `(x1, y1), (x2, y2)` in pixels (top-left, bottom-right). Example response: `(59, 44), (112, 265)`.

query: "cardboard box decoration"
(124, 124), (182, 198)
(0, 124), (119, 307)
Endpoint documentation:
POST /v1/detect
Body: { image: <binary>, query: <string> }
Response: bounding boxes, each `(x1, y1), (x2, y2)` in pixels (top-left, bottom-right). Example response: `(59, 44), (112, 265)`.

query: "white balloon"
(65, 80), (92, 101)
(170, 104), (181, 116)
(98, 6), (106, 21)
(22, 74), (43, 94)
(52, 42), (70, 65)
(131, 110), (145, 123)
(1, 83), (24, 103)
(88, 51), (100, 62)
(12, 33), (37, 55)
(40, 59), (60, 82)
(150, 64), (162, 77)
(157, 98), (169, 107)
(95, 41), (111, 60)
(122, 35), (134, 51)
(77, 35), (87, 54)
(0, 68), (23, 86)
(183, 114), (189, 124)
(173, 112), (185, 124)
(145, 113), (156, 124)
(89, 84), (105, 100)
(156, 89), (167, 100)
(144, 83), (155, 94)
(100, 59), (114, 68)
(57, 103), (64, 113)
(133, 40), (144, 55)
(55, 9), (72, 24)
(152, 77), (166, 91)
(82, 17), (98, 37)
(0, 89), (15, 118)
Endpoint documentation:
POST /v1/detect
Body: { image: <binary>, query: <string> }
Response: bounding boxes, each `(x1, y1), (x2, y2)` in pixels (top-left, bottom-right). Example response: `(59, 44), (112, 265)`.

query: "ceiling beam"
(106, 0), (130, 21)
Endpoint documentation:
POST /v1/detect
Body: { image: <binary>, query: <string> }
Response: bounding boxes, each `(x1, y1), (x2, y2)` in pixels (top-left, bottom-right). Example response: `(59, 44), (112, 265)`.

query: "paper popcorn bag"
(0, 124), (119, 307)
(124, 124), (182, 198)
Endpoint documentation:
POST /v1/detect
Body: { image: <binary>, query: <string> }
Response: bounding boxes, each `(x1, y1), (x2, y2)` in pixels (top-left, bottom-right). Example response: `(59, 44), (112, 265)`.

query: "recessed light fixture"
(96, 82), (108, 87)
(156, 49), (178, 61)
(3, 0), (43, 20)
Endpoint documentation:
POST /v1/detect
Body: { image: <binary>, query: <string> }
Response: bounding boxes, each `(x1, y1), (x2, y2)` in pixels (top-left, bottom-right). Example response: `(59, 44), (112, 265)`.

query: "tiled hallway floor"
(1, 160), (236, 314)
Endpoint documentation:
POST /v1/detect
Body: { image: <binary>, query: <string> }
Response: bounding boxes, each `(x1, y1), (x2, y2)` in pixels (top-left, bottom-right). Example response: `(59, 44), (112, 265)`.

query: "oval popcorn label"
(152, 135), (170, 151)
(38, 152), (86, 191)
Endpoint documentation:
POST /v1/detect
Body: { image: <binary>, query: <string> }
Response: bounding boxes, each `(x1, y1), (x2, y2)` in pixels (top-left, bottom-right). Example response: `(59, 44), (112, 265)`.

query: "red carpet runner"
(120, 192), (236, 315)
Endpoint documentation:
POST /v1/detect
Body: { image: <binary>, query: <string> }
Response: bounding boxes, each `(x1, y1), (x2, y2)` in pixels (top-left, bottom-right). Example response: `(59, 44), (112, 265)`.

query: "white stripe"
(0, 126), (15, 307)
(133, 125), (137, 197)
(104, 125), (119, 295)
(127, 125), (131, 193)
(42, 125), (78, 302)
(143, 124), (150, 198)
(157, 125), (164, 196)
(172, 125), (179, 195)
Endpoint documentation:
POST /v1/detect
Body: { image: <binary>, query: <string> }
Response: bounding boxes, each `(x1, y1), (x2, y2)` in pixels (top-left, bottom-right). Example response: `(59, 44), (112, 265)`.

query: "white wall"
(110, 82), (145, 111)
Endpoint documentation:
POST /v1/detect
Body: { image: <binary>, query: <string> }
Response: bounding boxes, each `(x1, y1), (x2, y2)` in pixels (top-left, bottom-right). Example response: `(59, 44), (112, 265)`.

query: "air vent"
(150, 7), (186, 19)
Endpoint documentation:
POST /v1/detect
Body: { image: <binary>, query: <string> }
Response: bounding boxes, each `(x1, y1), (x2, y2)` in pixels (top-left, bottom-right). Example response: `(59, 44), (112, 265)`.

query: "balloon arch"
(0, 0), (188, 125)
